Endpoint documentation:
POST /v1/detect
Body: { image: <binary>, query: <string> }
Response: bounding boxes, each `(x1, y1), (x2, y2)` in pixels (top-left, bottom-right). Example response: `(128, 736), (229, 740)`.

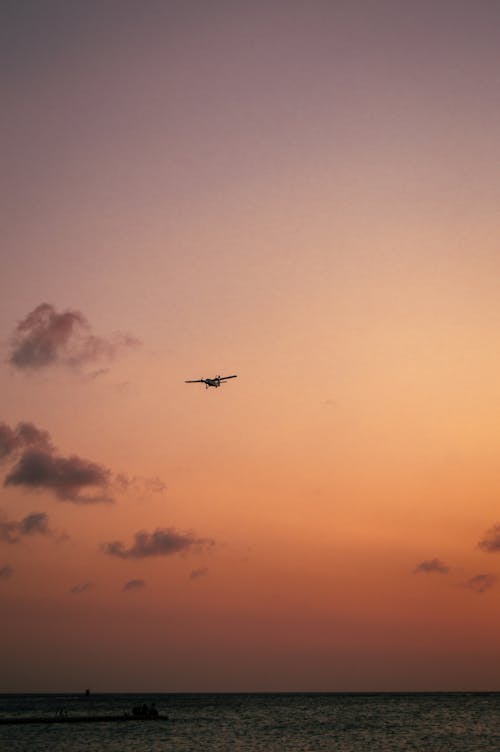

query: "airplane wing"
(220, 375), (237, 380)
(185, 379), (204, 383)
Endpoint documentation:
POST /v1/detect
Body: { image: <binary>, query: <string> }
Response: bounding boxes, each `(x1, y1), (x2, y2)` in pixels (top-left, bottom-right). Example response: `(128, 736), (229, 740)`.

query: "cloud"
(123, 578), (145, 591)
(8, 302), (140, 372)
(115, 473), (167, 500)
(88, 368), (110, 380)
(70, 581), (93, 595)
(4, 448), (112, 503)
(0, 511), (51, 544)
(414, 558), (449, 575)
(463, 574), (497, 594)
(0, 421), (52, 463)
(1, 421), (115, 503)
(190, 567), (208, 580)
(478, 524), (500, 553)
(0, 564), (13, 580)
(19, 512), (50, 535)
(103, 527), (215, 559)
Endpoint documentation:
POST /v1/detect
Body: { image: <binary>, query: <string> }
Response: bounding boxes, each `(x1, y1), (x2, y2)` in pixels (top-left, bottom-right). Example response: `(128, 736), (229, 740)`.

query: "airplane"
(185, 374), (237, 389)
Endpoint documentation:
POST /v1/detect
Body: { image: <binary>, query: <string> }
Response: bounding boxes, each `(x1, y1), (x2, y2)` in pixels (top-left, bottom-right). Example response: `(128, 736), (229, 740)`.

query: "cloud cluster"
(0, 564), (13, 580)
(414, 558), (449, 575)
(103, 527), (215, 559)
(463, 574), (496, 594)
(8, 303), (140, 372)
(478, 524), (500, 553)
(1, 421), (113, 503)
(413, 538), (500, 597)
(123, 579), (145, 591)
(0, 511), (51, 544)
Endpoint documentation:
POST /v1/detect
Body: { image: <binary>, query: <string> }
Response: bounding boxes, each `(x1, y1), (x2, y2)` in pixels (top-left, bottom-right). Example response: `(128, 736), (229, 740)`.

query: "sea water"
(1, 692), (499, 752)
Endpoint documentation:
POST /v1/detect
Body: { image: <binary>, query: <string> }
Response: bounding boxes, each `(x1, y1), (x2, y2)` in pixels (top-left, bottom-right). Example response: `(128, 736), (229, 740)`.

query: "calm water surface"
(1, 692), (499, 752)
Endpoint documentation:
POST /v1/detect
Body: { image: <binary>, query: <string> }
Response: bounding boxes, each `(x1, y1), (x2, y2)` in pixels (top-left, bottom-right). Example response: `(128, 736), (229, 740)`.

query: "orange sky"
(1, 1), (500, 691)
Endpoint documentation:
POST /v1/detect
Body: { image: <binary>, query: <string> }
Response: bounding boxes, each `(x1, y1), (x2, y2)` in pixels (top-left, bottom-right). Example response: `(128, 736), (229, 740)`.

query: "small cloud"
(123, 578), (145, 591)
(0, 564), (13, 580)
(19, 512), (50, 536)
(103, 527), (215, 559)
(414, 558), (450, 575)
(8, 302), (140, 373)
(463, 574), (497, 594)
(70, 581), (93, 595)
(88, 368), (110, 380)
(190, 567), (208, 581)
(0, 511), (51, 544)
(478, 524), (500, 553)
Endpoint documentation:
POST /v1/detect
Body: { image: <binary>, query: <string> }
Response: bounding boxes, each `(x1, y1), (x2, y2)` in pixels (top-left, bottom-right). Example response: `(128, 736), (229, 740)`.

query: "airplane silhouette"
(185, 374), (237, 389)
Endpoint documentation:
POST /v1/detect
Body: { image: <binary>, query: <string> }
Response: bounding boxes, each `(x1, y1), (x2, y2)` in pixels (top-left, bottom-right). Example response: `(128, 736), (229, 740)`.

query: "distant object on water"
(132, 702), (159, 719)
(1, 702), (165, 725)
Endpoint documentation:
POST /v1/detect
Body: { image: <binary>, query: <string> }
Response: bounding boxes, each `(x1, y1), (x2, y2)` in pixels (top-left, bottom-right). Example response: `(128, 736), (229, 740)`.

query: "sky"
(1, 0), (500, 692)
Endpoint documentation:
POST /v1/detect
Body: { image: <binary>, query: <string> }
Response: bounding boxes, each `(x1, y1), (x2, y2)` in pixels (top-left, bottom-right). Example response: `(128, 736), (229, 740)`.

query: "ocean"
(1, 692), (499, 751)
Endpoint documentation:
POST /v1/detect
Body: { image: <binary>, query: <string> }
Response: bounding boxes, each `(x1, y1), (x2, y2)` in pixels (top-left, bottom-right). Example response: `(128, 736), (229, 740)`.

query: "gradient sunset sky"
(1, 0), (500, 692)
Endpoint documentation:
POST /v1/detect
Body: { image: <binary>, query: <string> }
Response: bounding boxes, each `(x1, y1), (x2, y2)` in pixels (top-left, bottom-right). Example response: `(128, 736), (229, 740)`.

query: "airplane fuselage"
(203, 378), (221, 388)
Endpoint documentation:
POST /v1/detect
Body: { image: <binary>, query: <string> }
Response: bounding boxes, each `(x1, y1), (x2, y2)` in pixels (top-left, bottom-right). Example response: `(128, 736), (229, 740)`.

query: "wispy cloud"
(115, 473), (167, 500)
(70, 581), (93, 595)
(478, 524), (500, 553)
(0, 511), (51, 544)
(8, 303), (140, 373)
(414, 558), (449, 575)
(123, 578), (145, 591)
(103, 527), (215, 559)
(87, 368), (110, 380)
(0, 564), (13, 580)
(463, 574), (496, 594)
(190, 567), (208, 581)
